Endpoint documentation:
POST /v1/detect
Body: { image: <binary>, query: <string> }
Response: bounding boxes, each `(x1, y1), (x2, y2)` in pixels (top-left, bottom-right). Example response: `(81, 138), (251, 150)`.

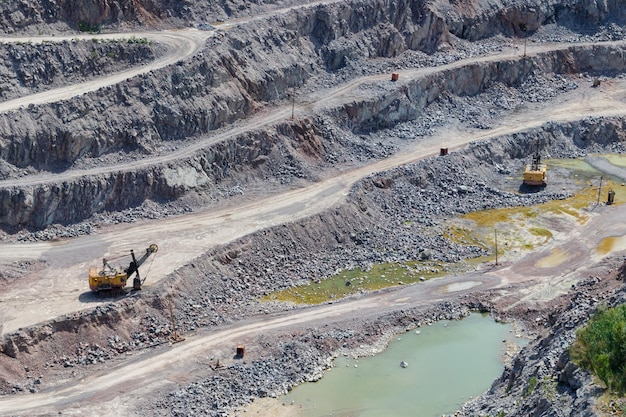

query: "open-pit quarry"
(0, 0), (626, 416)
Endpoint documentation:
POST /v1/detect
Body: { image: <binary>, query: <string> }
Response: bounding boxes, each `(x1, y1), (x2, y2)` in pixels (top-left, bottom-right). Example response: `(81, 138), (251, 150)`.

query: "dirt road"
(0, 29), (212, 114)
(0, 72), (624, 335)
(0, 5), (626, 414)
(0, 198), (625, 415)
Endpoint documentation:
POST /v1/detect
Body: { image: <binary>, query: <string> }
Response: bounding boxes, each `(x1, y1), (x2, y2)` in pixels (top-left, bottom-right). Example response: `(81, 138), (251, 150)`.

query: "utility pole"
(596, 176), (603, 207)
(494, 229), (498, 266)
(520, 23), (528, 58)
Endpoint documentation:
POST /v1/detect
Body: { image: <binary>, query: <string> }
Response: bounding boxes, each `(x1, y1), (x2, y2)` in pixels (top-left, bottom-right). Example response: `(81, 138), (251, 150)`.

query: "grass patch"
(78, 22), (102, 33)
(126, 35), (151, 45)
(262, 261), (451, 305)
(595, 393), (626, 416)
(524, 376), (538, 398)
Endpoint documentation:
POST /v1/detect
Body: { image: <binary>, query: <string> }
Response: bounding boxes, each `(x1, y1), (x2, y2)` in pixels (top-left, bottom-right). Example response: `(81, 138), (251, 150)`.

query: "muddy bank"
(452, 261), (626, 417)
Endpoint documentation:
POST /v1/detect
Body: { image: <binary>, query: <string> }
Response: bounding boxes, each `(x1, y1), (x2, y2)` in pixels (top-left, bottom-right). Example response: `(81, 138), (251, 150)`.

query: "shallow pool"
(283, 313), (521, 417)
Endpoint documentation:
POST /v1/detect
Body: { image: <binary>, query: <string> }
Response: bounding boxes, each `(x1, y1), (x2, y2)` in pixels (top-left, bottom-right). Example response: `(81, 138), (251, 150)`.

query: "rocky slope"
(0, 38), (164, 102)
(0, 0), (626, 416)
(453, 262), (626, 417)
(0, 0), (626, 232)
(2, 41), (626, 231)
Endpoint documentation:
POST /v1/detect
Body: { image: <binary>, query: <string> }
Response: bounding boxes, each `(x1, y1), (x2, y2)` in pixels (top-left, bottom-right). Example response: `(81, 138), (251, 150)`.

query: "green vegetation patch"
(524, 376), (538, 398)
(78, 22), (102, 33)
(126, 35), (151, 44)
(262, 261), (450, 305)
(570, 304), (626, 395)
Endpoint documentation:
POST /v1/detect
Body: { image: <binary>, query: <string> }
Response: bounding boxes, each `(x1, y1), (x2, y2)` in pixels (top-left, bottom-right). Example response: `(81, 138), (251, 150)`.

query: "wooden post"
(494, 229), (498, 266)
(597, 176), (603, 206)
(168, 299), (184, 343)
(520, 23), (528, 58)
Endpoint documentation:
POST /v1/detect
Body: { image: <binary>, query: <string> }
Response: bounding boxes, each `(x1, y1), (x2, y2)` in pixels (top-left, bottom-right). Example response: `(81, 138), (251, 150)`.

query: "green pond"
(283, 313), (523, 417)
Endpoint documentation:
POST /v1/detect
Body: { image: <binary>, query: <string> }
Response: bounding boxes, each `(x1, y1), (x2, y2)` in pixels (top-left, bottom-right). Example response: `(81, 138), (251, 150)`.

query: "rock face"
(0, 0), (624, 36)
(1, 41), (626, 229)
(0, 0), (624, 231)
(0, 40), (162, 102)
(455, 268), (626, 417)
(0, 0), (625, 415)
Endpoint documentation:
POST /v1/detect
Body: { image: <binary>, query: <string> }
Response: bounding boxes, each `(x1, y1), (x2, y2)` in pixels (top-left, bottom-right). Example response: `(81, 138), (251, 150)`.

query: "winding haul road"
(1, 5), (626, 415)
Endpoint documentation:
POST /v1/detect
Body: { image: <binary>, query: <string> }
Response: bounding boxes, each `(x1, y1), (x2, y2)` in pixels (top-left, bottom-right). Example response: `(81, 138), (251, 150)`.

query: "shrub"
(570, 304), (626, 394)
(78, 22), (102, 33)
(524, 376), (538, 398)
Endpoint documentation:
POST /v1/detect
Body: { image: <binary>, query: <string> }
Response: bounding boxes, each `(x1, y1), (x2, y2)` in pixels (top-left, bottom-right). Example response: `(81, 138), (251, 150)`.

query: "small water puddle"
(282, 313), (523, 417)
(596, 234), (626, 257)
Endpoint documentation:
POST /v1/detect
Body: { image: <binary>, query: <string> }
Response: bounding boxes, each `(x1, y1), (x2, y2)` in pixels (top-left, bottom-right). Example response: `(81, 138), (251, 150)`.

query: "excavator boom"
(88, 243), (158, 292)
(127, 244), (159, 290)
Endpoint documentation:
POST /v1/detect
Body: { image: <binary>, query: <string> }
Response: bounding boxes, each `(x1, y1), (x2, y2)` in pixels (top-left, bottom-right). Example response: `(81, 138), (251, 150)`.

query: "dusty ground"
(239, 397), (304, 417)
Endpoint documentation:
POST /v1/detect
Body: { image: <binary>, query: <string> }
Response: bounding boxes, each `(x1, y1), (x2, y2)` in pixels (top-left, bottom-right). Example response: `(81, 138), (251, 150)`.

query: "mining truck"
(523, 144), (547, 186)
(89, 244), (158, 292)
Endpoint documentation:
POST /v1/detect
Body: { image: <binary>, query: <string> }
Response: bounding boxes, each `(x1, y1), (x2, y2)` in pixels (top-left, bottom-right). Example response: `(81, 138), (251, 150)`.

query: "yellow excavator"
(523, 144), (547, 186)
(89, 244), (158, 292)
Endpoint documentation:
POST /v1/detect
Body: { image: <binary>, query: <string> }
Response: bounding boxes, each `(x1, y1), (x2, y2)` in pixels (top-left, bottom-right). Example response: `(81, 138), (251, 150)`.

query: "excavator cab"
(523, 144), (547, 187)
(88, 259), (128, 291)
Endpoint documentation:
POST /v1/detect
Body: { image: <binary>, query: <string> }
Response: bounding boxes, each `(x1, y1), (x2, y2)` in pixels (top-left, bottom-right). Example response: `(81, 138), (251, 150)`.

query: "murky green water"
(283, 313), (522, 417)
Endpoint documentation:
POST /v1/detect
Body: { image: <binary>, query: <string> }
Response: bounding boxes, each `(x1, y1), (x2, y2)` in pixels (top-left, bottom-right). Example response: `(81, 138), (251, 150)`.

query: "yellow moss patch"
(529, 227), (552, 239)
(449, 178), (624, 261)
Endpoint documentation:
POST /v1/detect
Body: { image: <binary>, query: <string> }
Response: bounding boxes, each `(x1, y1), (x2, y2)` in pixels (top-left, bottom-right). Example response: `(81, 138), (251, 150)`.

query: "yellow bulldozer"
(523, 144), (547, 187)
(89, 244), (158, 292)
